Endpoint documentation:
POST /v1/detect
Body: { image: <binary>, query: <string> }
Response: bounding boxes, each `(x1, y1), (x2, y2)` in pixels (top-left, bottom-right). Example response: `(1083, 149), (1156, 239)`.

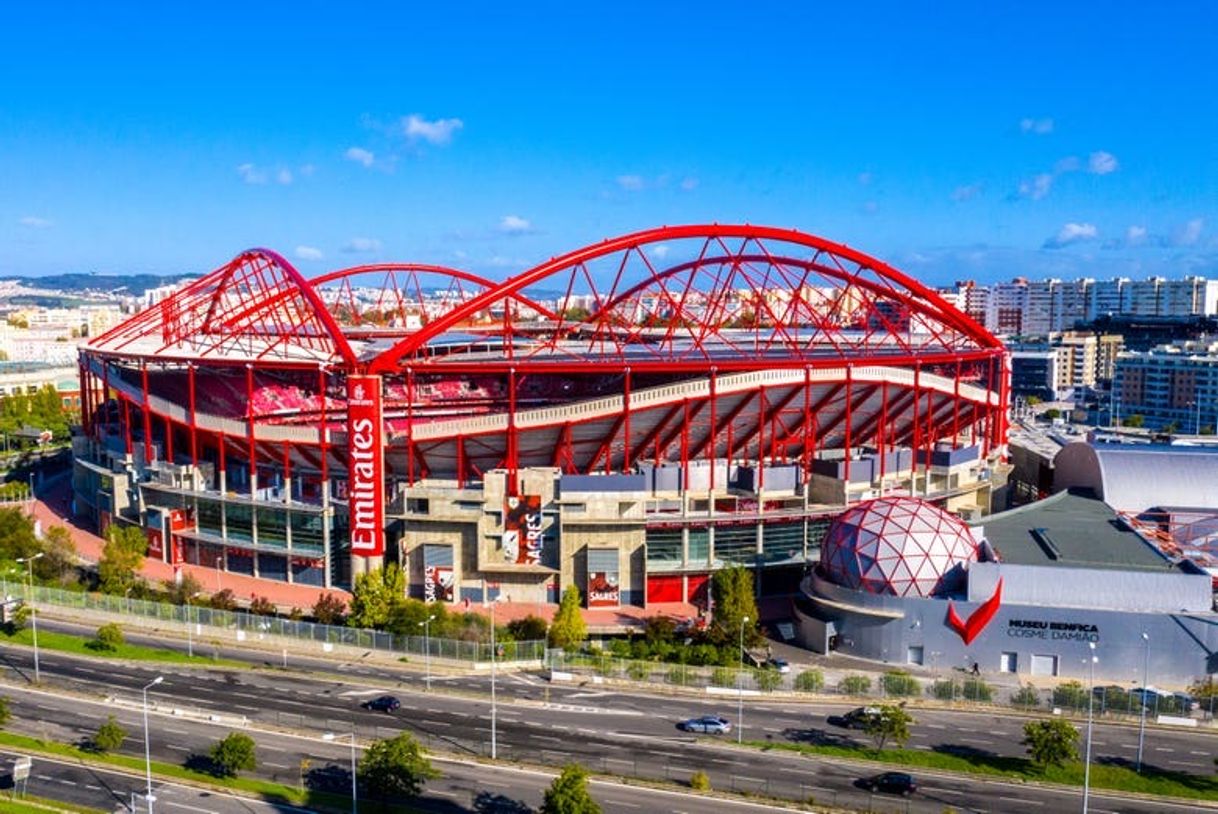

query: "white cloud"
(1177, 218), (1204, 246)
(344, 147), (375, 168)
(295, 245), (324, 261)
(18, 216), (52, 228)
(1017, 173), (1055, 201)
(951, 183), (983, 202)
(616, 174), (645, 191)
(276, 168), (293, 185)
(237, 163), (268, 185)
(1126, 225), (1148, 245)
(1089, 150), (1119, 175)
(403, 114), (463, 145)
(1020, 117), (1054, 134)
(1043, 222), (1099, 249)
(499, 215), (532, 235)
(342, 237), (382, 254)
(680, 176), (699, 191)
(652, 244), (670, 259)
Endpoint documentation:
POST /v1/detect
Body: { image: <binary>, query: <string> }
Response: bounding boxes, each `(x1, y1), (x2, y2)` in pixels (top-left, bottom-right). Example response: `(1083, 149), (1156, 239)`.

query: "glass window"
(289, 512), (324, 555)
(688, 528), (710, 565)
(645, 528), (683, 568)
(761, 522), (803, 563)
(196, 498), (223, 537)
(226, 503), (253, 543)
(714, 524), (757, 564)
(256, 507), (287, 547)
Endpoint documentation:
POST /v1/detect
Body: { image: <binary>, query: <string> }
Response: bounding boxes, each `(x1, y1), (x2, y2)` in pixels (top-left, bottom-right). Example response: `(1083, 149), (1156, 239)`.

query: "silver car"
(680, 715), (732, 734)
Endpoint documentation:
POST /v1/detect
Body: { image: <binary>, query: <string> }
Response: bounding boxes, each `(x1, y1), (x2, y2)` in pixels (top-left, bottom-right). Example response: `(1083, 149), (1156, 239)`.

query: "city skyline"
(2, 3), (1215, 285)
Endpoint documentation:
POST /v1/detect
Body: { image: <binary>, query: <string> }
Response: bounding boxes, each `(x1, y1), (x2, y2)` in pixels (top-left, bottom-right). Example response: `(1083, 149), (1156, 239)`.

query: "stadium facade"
(72, 225), (1010, 609)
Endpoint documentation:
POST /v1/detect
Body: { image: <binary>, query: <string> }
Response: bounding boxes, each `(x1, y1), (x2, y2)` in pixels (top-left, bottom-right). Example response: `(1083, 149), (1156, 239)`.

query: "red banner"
(503, 494), (544, 565)
(424, 565), (455, 603)
(146, 528), (164, 559)
(347, 375), (384, 557)
(587, 571), (620, 607)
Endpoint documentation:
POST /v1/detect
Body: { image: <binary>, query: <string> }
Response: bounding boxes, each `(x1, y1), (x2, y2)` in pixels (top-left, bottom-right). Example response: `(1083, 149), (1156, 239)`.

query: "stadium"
(71, 224), (1010, 611)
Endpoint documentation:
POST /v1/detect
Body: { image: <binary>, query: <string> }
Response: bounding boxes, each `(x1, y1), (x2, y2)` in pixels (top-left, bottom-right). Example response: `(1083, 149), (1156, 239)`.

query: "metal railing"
(21, 582), (546, 663)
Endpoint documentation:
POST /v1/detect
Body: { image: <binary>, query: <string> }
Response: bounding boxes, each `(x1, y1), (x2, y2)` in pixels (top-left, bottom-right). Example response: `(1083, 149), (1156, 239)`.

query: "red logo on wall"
(503, 494), (544, 565)
(945, 578), (1003, 645)
(347, 375), (384, 557)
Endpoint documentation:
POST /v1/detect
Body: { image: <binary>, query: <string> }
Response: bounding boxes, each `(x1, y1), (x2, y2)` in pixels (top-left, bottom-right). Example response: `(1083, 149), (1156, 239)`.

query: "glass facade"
(645, 528), (683, 569)
(714, 524), (758, 564)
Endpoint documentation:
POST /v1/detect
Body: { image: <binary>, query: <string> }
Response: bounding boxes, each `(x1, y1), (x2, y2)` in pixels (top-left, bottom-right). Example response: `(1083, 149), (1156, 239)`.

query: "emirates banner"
(503, 494), (544, 565)
(346, 375), (384, 557)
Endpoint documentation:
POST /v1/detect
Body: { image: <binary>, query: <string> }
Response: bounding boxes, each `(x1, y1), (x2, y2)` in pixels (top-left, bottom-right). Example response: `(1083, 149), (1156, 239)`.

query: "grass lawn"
(0, 627), (245, 668)
(749, 739), (1218, 801)
(0, 796), (105, 814)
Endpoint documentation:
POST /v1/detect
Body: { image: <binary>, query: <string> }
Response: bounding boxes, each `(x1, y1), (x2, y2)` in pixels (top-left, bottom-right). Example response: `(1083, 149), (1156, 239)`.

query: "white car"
(680, 716), (732, 734)
(768, 658), (791, 674)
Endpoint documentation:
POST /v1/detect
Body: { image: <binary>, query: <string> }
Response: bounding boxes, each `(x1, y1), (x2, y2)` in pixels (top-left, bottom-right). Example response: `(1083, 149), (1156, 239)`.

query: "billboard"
(346, 375), (384, 557)
(503, 494), (545, 565)
(587, 548), (620, 607)
(423, 544), (455, 603)
(146, 528), (164, 560)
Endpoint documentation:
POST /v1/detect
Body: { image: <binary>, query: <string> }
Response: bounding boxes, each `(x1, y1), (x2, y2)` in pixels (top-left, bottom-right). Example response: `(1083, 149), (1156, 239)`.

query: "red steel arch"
(367, 224), (1000, 374)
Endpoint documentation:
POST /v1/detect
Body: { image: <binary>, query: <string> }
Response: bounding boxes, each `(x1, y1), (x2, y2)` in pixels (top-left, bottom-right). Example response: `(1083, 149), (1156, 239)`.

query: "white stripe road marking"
(164, 803), (219, 814)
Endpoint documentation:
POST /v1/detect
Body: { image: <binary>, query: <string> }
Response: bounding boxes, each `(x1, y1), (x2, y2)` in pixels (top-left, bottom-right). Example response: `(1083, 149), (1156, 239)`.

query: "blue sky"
(1, 2), (1216, 285)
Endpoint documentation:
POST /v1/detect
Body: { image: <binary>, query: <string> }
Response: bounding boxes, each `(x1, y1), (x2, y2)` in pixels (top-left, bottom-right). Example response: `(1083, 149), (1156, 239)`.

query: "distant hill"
(0, 273), (195, 297)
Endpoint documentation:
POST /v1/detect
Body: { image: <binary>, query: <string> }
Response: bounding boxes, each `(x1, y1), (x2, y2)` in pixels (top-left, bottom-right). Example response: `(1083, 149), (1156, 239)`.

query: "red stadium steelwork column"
(708, 369), (717, 492)
(188, 364), (199, 471)
(843, 367), (853, 488)
(245, 364), (257, 493)
(141, 362), (153, 463)
(506, 368), (518, 495)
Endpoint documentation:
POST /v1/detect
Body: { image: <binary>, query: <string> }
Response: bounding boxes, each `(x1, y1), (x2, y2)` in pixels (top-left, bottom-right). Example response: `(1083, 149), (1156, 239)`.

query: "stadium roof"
(973, 489), (1174, 572)
(1054, 441), (1218, 513)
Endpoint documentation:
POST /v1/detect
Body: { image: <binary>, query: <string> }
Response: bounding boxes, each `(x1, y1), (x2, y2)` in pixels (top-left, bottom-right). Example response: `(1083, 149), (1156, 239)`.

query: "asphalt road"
(0, 631), (1216, 813)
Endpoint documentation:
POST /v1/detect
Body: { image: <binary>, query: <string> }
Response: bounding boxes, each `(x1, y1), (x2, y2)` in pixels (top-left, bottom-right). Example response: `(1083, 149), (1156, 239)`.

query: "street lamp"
(1082, 642), (1097, 814)
(142, 676), (164, 813)
(737, 615), (749, 744)
(1136, 632), (1150, 772)
(322, 732), (357, 814)
(418, 615), (436, 693)
(489, 596), (503, 759)
(185, 592), (202, 658)
(15, 553), (43, 683)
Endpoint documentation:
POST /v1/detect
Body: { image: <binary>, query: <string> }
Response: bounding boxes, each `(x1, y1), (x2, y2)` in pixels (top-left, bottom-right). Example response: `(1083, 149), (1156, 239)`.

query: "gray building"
(796, 491), (1217, 686)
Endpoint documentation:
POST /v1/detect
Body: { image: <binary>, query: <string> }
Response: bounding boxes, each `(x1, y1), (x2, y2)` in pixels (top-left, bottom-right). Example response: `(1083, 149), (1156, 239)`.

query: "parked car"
(362, 695), (401, 713)
(768, 658), (791, 674)
(862, 771), (918, 796)
(679, 715), (732, 734)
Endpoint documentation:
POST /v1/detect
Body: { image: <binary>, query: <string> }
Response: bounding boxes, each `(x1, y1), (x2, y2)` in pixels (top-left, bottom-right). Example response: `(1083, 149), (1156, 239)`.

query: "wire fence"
(545, 650), (1216, 721)
(21, 582), (546, 663)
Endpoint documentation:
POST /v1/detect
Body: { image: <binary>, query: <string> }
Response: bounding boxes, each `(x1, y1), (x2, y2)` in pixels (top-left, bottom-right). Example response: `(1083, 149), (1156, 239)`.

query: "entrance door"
(999, 651), (1018, 673)
(1030, 654), (1058, 676)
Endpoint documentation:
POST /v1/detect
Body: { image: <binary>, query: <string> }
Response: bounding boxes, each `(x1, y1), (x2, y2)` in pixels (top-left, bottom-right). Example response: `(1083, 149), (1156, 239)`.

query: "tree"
(98, 525), (146, 595)
(0, 507), (40, 562)
(248, 595), (276, 616)
(548, 585), (587, 649)
(357, 732), (439, 799)
(506, 614), (548, 641)
(1123, 414), (1145, 428)
(349, 564), (407, 629)
(210, 589), (239, 611)
(312, 592), (347, 625)
(163, 572), (204, 606)
(92, 715), (126, 753)
(90, 623), (124, 652)
(1022, 718), (1079, 768)
(35, 526), (76, 584)
(541, 763), (601, 814)
(711, 565), (760, 646)
(689, 770), (711, 791)
(862, 704), (914, 750)
(209, 731), (257, 777)
(1162, 422), (1179, 435)
(1043, 408), (1061, 421)
(0, 696), (10, 728)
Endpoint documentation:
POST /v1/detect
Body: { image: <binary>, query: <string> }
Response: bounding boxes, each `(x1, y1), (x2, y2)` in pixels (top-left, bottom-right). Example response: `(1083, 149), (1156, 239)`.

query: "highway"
(0, 623), (1215, 813)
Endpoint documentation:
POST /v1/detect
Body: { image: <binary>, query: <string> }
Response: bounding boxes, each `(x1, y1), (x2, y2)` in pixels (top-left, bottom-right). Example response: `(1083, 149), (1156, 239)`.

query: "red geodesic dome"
(819, 497), (979, 597)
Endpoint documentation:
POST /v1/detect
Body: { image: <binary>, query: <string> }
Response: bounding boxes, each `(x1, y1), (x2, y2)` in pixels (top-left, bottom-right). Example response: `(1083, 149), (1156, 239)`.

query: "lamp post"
(1136, 632), (1150, 772)
(322, 732), (357, 814)
(185, 593), (201, 658)
(490, 597), (502, 759)
(1083, 642), (1097, 814)
(737, 615), (749, 744)
(15, 553), (43, 683)
(142, 675), (164, 813)
(418, 614), (436, 693)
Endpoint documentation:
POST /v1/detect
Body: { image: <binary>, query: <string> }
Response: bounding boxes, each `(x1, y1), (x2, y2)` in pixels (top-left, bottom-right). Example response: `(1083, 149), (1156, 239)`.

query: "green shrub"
(88, 623), (124, 652)
(962, 678), (994, 702)
(1011, 684), (1041, 709)
(839, 674), (872, 695)
(881, 670), (920, 697)
(92, 715), (126, 753)
(710, 666), (739, 688)
(754, 668), (783, 692)
(1052, 680), (1088, 710)
(930, 679), (956, 701)
(690, 770), (711, 791)
(626, 662), (651, 681)
(793, 669), (825, 693)
(666, 665), (693, 686)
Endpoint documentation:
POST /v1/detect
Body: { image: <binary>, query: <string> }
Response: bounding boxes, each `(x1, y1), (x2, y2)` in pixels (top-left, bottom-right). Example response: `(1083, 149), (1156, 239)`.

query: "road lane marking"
(164, 803), (218, 814)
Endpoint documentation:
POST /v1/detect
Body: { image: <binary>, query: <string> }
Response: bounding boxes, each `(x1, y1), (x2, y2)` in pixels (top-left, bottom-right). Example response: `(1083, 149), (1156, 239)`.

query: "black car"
(829, 706), (882, 729)
(863, 772), (917, 796)
(362, 695), (401, 712)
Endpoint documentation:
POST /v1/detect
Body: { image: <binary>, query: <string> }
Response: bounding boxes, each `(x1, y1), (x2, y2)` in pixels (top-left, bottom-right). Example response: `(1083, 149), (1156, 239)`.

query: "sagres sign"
(347, 375), (384, 557)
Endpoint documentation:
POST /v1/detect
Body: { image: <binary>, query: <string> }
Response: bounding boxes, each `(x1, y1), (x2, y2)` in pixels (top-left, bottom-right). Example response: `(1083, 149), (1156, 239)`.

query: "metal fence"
(21, 582), (546, 663)
(545, 650), (1215, 721)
